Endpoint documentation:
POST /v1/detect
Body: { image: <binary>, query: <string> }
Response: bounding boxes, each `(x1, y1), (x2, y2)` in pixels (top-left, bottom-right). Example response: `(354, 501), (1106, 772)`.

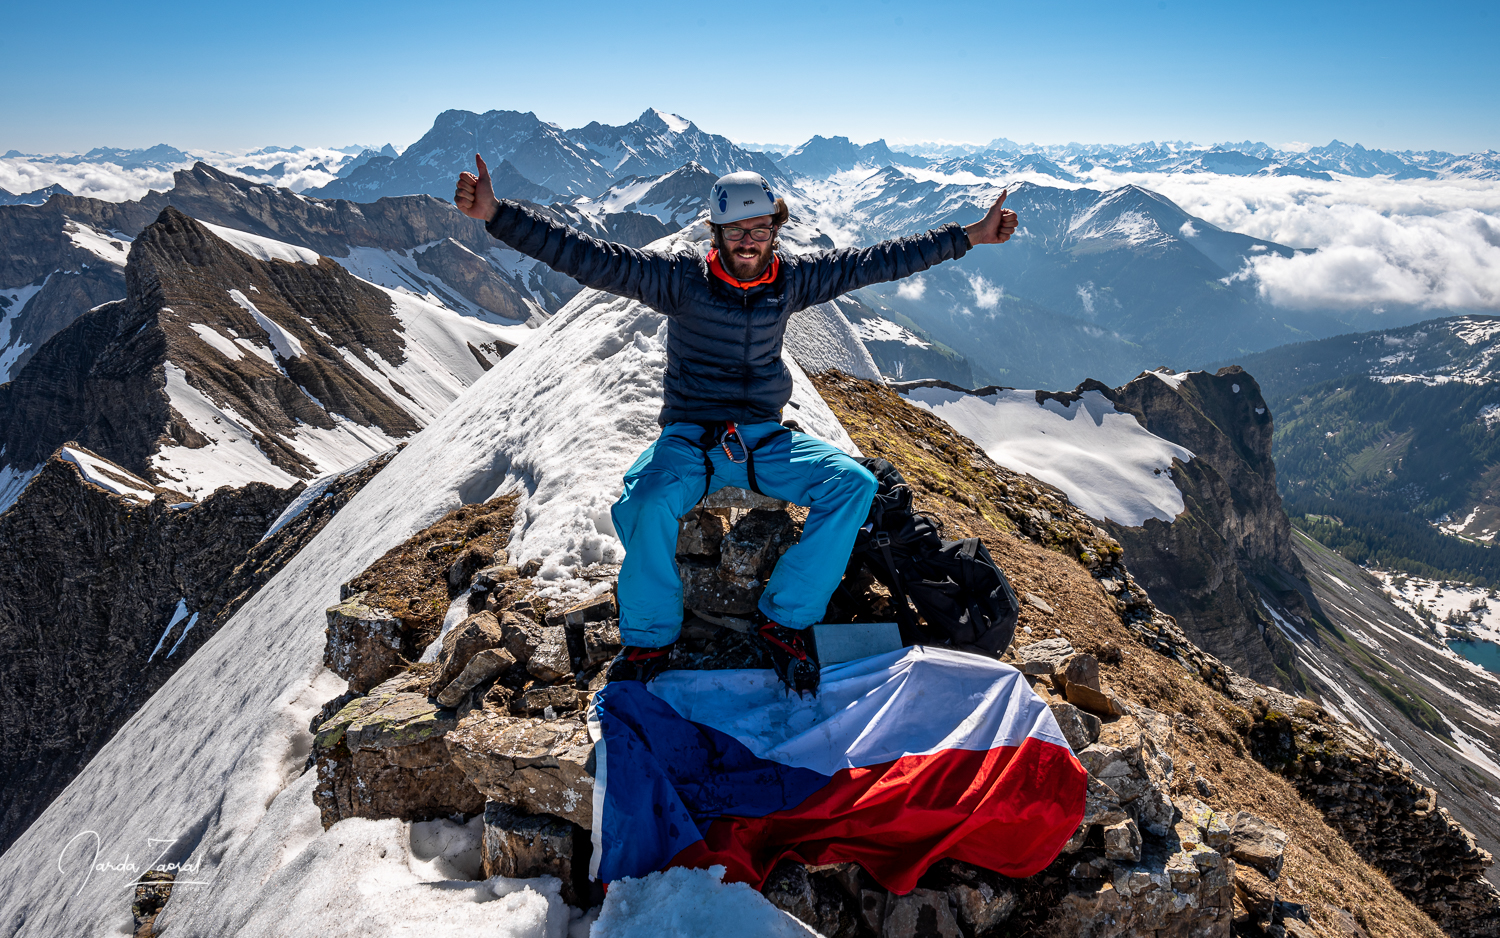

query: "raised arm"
(455, 154), (674, 308)
(790, 190), (1018, 309)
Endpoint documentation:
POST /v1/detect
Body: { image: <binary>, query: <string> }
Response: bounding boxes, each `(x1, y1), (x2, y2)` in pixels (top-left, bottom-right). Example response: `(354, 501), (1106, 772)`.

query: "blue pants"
(610, 421), (878, 647)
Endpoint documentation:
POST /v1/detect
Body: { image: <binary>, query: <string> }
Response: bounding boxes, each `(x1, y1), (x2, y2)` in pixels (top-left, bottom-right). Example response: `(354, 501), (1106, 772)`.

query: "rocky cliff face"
(0, 444), (392, 855)
(1092, 366), (1308, 690)
(0, 448), (289, 852)
(0, 205), (517, 499)
(1088, 365), (1500, 917)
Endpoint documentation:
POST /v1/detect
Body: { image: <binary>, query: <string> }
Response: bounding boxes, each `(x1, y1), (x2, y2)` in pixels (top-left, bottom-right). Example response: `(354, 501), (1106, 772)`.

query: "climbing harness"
(691, 420), (792, 503)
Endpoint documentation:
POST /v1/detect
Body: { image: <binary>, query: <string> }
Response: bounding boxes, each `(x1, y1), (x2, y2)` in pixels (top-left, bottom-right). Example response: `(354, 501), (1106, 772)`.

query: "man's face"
(719, 213), (775, 280)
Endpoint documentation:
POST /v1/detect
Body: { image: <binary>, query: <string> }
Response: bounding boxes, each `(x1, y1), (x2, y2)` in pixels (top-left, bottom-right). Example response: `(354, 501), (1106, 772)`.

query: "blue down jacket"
(485, 200), (972, 425)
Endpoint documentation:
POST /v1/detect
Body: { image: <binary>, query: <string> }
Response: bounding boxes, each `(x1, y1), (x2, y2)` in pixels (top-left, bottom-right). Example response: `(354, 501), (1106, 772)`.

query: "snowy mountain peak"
(0, 205), (526, 500)
(645, 109), (692, 134)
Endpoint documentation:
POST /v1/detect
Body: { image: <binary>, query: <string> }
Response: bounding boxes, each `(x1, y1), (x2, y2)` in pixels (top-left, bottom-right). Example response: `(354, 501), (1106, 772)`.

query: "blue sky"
(4, 0), (1496, 154)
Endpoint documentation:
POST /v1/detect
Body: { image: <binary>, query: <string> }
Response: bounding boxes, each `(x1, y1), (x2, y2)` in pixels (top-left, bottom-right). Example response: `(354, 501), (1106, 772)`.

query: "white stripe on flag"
(646, 646), (1069, 777)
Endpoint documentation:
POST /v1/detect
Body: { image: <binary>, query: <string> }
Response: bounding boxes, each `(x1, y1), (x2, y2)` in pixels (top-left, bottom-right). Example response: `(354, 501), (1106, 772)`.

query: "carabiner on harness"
(719, 420), (748, 464)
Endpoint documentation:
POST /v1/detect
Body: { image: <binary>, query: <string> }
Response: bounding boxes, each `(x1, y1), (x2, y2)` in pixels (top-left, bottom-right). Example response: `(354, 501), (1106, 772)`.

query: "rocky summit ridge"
(119, 371), (1491, 938)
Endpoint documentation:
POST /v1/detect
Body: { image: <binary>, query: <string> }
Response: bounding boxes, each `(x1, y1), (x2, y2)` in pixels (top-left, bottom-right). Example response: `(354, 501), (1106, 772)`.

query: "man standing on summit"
(455, 155), (1016, 694)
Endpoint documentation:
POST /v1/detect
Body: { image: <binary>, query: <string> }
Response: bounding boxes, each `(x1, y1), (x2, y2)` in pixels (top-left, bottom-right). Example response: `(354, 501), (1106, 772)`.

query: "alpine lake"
(1447, 637), (1500, 676)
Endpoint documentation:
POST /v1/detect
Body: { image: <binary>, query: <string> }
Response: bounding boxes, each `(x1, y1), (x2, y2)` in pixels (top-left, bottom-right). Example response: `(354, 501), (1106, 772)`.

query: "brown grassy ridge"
(811, 371), (1443, 938)
(343, 494), (518, 648)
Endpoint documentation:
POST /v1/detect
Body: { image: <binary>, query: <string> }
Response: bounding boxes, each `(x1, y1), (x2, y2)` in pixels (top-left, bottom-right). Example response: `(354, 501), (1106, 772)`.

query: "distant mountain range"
(309, 108), (789, 203)
(871, 138), (1500, 182)
(5, 106), (1497, 394)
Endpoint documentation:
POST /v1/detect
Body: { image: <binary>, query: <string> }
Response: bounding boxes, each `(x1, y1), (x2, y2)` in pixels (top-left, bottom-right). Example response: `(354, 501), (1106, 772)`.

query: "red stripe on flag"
(669, 737), (1086, 895)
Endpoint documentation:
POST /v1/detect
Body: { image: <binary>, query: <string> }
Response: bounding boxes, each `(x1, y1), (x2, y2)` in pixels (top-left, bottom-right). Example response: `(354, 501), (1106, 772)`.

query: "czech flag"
(586, 646), (1087, 894)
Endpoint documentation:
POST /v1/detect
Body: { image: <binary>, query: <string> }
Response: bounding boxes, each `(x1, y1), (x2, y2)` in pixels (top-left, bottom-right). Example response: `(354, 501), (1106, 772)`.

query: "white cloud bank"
(1090, 170), (1500, 312)
(0, 147), (350, 202)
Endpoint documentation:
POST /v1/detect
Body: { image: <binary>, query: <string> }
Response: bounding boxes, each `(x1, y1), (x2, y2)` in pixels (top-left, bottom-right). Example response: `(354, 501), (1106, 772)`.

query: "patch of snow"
(1451, 319), (1500, 346)
(1480, 403), (1500, 430)
(229, 289), (306, 359)
(335, 245), (498, 322)
(1150, 370), (1192, 389)
(0, 277), (49, 381)
(157, 282), (524, 497)
(1441, 508), (1480, 536)
(189, 322), (246, 361)
(201, 221), (320, 266)
(420, 588), (476, 663)
(903, 386), (1193, 526)
(167, 611), (200, 657)
(64, 222), (130, 268)
(783, 301), (882, 380)
(59, 445), (159, 501)
(0, 463), (41, 516)
(852, 316), (932, 348)
(1068, 196), (1170, 248)
(262, 449), (393, 540)
(1262, 600), (1311, 643)
(591, 866), (818, 938)
(1408, 668), (1500, 728)
(148, 599), (190, 663)
(1299, 656), (1386, 737)
(1373, 373), (1484, 387)
(653, 110), (691, 134)
(1375, 570), (1500, 649)
(154, 361), (303, 495)
(1437, 712), (1500, 783)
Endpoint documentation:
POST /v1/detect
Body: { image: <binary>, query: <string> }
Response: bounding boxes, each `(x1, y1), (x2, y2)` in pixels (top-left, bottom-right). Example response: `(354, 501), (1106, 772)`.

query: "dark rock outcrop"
(0, 450), (288, 852)
(1079, 367), (1309, 690)
(1239, 678), (1500, 937)
(0, 442), (389, 855)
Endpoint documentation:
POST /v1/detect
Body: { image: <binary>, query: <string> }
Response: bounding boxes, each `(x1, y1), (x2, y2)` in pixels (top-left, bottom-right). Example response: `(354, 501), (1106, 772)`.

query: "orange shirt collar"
(708, 248), (779, 290)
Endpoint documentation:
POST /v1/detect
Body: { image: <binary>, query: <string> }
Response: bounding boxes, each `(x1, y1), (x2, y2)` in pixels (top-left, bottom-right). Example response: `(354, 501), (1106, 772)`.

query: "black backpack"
(840, 457), (1020, 655)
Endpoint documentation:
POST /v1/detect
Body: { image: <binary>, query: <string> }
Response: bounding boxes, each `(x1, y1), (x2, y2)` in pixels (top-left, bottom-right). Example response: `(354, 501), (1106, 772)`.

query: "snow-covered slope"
(902, 384), (1194, 526)
(0, 225), (856, 936)
(782, 300), (882, 382)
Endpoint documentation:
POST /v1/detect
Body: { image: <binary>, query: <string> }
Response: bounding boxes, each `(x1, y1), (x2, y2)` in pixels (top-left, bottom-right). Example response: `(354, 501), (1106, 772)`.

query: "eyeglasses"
(722, 226), (774, 242)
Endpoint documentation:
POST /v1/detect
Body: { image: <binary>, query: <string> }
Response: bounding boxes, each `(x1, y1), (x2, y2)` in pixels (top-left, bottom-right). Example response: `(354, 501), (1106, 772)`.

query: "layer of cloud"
(0, 148), (349, 202)
(1089, 170), (1500, 311)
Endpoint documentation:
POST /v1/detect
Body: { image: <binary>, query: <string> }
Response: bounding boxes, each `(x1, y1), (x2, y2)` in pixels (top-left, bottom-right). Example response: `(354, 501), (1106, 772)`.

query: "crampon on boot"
(757, 622), (820, 697)
(605, 643), (674, 684)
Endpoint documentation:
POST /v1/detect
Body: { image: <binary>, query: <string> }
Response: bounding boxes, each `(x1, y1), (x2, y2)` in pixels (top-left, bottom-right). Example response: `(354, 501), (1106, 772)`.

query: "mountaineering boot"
(757, 621), (820, 697)
(605, 642), (675, 684)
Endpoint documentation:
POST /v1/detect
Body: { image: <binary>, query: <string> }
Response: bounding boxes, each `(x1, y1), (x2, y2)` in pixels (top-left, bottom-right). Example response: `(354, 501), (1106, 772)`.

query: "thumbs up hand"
(455, 154), (499, 221)
(964, 189), (1019, 246)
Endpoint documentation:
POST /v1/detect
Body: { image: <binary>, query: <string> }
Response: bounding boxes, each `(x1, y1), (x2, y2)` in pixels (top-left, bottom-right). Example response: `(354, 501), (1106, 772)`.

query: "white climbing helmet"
(709, 171), (778, 225)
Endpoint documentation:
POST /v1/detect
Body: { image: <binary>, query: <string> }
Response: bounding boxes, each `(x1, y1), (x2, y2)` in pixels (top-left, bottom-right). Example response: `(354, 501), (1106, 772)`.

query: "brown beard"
(721, 241), (773, 280)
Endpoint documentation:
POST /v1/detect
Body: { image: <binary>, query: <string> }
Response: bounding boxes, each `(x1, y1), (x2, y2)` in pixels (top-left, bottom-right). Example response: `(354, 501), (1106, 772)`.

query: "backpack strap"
(873, 531), (920, 636)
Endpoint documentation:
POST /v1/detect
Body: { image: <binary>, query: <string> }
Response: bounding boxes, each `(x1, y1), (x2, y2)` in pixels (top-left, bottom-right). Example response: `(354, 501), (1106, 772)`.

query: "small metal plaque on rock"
(812, 622), (903, 665)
